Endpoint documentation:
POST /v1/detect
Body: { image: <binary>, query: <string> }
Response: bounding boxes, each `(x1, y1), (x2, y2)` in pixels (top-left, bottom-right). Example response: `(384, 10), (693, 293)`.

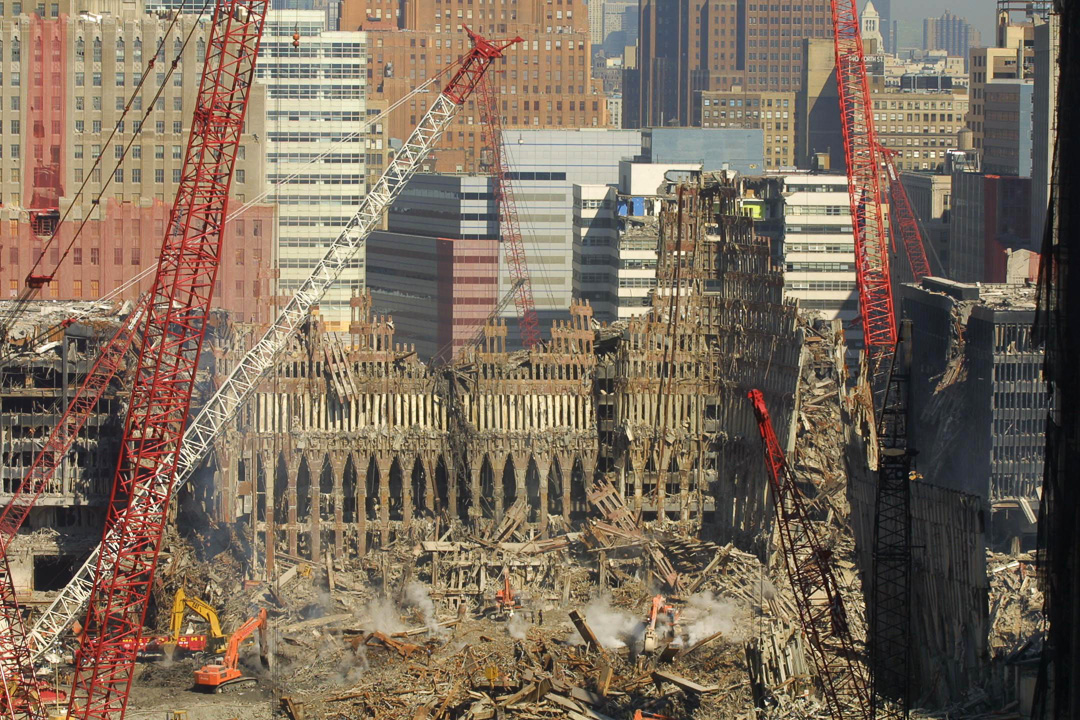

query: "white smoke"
(573, 594), (645, 650)
(404, 581), (441, 634)
(507, 613), (530, 640)
(680, 591), (745, 645)
(363, 595), (406, 635)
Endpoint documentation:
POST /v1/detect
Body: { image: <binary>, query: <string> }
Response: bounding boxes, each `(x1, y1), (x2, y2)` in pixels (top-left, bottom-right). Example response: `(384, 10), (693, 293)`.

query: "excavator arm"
(193, 609), (268, 692)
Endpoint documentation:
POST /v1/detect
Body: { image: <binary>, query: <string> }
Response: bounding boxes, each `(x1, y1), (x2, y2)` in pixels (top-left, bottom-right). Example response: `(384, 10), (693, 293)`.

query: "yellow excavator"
(134, 588), (228, 657)
(166, 587), (227, 654)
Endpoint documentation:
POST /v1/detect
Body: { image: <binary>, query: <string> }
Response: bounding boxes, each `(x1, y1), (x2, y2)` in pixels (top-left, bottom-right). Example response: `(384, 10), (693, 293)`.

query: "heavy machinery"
(169, 589), (226, 653)
(64, 0), (270, 716)
(642, 595), (679, 655)
(829, 0), (896, 376)
(21, 29), (522, 697)
(160, 589), (226, 654)
(494, 570), (521, 619)
(747, 389), (871, 720)
(880, 149), (932, 283)
(475, 72), (541, 348)
(193, 609), (268, 693)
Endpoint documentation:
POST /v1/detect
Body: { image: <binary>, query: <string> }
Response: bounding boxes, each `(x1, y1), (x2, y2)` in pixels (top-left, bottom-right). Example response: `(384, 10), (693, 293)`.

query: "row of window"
(785, 262), (856, 272)
(786, 280), (856, 291)
(73, 119), (184, 135)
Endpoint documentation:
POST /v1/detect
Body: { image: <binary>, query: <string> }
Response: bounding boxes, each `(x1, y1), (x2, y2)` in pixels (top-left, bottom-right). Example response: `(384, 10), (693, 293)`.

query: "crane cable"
(0, 0), (217, 340)
(0, 61), (460, 360)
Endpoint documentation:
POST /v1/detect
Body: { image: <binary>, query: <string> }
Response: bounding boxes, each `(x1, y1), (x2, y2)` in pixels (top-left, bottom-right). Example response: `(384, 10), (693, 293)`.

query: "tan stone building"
(700, 89), (797, 169)
(341, 0), (606, 173)
(871, 89), (969, 171)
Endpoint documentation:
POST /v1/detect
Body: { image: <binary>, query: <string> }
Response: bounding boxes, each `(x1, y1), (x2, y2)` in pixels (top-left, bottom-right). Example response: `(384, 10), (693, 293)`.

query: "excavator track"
(206, 677), (257, 694)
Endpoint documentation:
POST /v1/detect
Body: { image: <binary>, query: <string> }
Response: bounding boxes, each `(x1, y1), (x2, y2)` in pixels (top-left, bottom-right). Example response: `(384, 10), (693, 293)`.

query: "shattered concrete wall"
(194, 175), (804, 570)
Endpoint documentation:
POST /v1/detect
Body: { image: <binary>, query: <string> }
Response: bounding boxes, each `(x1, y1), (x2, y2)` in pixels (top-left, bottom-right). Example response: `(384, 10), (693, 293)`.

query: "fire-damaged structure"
(186, 176), (803, 572)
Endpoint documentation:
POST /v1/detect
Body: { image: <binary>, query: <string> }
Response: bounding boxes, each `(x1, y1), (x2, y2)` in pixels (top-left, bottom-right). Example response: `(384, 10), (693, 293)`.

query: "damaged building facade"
(187, 176), (803, 574)
(0, 302), (128, 595)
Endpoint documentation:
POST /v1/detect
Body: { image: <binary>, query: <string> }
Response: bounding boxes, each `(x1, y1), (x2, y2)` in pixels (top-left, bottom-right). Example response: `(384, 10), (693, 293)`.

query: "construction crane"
(829, 0), (896, 375)
(24, 28), (522, 667)
(869, 321), (914, 719)
(747, 389), (871, 720)
(880, 148), (932, 283)
(63, 0), (269, 715)
(475, 72), (542, 349)
(193, 608), (268, 692)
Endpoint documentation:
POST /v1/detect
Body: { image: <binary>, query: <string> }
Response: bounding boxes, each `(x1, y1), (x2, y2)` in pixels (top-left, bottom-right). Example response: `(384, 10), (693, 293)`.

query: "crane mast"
(881, 149), (932, 282)
(65, 0), (269, 715)
(25, 29), (521, 666)
(747, 389), (871, 720)
(476, 72), (541, 348)
(830, 0), (896, 373)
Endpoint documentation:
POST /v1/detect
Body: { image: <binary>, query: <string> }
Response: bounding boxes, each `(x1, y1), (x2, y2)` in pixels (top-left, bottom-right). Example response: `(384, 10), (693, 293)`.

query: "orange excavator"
(194, 608), (269, 693)
(642, 595), (679, 654)
(494, 570), (522, 619)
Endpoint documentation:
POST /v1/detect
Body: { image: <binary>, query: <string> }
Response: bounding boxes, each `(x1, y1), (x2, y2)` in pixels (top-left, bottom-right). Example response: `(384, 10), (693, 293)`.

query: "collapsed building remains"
(188, 176), (803, 575)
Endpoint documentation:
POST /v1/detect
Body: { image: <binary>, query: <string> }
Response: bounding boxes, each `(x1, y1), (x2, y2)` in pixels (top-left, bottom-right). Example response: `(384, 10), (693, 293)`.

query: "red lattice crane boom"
(747, 389), (871, 720)
(830, 0), (896, 370)
(476, 71), (541, 349)
(64, 0), (269, 716)
(881, 148), (932, 283)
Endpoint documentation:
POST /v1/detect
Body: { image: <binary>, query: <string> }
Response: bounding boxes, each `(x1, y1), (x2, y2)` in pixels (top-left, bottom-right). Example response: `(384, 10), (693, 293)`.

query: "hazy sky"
(880, 0), (998, 46)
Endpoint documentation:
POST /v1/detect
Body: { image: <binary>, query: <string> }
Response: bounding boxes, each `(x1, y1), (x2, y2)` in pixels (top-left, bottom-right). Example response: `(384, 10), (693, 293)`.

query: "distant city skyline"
(862, 0), (995, 47)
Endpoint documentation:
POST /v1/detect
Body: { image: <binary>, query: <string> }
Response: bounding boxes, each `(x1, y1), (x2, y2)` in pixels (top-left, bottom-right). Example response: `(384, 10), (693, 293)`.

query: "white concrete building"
(777, 173), (859, 342)
(256, 11), (367, 330)
(571, 162), (701, 322)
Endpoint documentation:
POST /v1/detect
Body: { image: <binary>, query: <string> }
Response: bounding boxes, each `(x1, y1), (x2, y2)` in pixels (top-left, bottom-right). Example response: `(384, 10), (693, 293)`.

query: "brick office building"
(340, 0), (607, 173)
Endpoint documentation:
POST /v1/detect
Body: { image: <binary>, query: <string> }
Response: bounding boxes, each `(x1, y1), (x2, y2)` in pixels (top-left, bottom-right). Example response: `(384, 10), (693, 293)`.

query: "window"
(92, 120), (101, 133)
(116, 72), (124, 86)
(90, 247), (99, 265)
(130, 247), (140, 265)
(131, 168), (141, 183)
(172, 121), (182, 134)
(73, 247), (82, 265)
(73, 280), (82, 297)
(173, 97), (182, 111)
(156, 120), (165, 133)
(172, 169), (181, 183)
(172, 145), (181, 159)
(132, 146), (141, 159)
(155, 168), (164, 183)
(75, 72), (83, 86)
(74, 145), (83, 159)
(115, 145), (123, 159)
(93, 37), (101, 62)
(236, 169), (245, 183)
(9, 120), (17, 134)
(155, 145), (164, 159)
(92, 72), (101, 87)
(114, 247), (123, 265)
(114, 169), (123, 182)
